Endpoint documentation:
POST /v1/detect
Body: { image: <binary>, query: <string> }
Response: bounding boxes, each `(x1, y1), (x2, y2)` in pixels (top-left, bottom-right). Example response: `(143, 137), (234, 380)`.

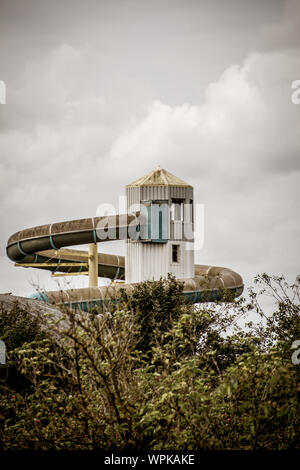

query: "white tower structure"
(125, 166), (194, 284)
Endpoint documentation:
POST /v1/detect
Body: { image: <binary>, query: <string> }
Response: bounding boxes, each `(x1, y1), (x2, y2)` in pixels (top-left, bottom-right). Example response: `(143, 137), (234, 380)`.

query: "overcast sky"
(0, 0), (299, 298)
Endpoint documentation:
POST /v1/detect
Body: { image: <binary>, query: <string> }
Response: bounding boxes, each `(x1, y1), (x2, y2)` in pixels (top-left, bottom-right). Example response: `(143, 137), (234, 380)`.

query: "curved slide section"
(6, 214), (133, 280)
(39, 264), (243, 311)
(6, 215), (244, 309)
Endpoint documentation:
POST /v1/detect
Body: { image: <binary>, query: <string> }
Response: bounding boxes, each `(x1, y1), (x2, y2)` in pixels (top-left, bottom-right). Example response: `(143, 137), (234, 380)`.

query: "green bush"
(0, 274), (299, 450)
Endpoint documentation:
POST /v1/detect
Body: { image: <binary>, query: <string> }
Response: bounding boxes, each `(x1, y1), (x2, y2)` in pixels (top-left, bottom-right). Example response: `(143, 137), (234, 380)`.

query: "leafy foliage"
(0, 274), (299, 450)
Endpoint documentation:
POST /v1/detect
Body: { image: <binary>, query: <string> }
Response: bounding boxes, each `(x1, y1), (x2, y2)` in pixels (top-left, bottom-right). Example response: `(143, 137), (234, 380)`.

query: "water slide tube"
(6, 214), (244, 310)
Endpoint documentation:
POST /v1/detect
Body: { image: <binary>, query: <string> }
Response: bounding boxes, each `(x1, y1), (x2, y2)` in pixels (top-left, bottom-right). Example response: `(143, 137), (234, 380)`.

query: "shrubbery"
(0, 274), (299, 450)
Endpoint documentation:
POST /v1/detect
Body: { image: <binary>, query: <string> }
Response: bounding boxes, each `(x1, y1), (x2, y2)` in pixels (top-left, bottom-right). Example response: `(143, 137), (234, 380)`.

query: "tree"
(0, 274), (299, 450)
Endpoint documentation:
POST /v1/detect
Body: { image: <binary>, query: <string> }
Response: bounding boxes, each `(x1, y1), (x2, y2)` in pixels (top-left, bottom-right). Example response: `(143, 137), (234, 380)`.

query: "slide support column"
(88, 243), (98, 287)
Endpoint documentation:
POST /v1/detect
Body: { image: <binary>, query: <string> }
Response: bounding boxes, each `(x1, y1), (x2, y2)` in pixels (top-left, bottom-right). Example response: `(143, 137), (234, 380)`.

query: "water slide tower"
(125, 166), (194, 284)
(7, 164), (244, 308)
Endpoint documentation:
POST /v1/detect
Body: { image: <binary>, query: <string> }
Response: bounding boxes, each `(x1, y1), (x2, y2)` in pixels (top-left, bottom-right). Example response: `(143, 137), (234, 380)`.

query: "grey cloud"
(0, 0), (299, 297)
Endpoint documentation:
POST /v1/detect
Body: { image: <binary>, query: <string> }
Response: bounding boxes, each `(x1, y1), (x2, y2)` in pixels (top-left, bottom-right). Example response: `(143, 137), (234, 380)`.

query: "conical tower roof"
(126, 166), (192, 188)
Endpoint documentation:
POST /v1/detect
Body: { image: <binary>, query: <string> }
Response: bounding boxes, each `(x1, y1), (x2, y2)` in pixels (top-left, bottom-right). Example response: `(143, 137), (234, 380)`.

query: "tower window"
(171, 199), (184, 221)
(184, 200), (193, 223)
(172, 244), (180, 263)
